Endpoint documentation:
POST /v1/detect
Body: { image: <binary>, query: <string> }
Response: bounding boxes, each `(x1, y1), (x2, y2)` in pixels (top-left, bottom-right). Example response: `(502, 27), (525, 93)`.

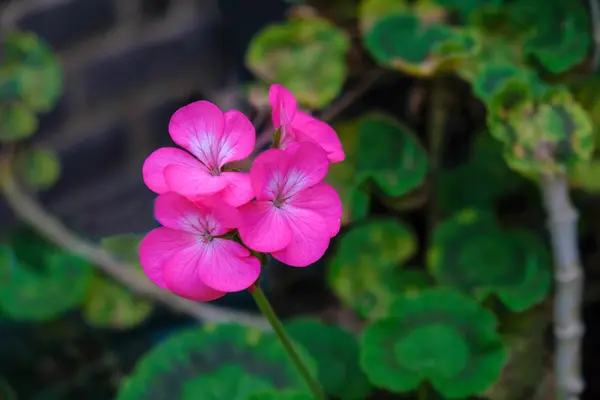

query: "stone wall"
(0, 0), (287, 237)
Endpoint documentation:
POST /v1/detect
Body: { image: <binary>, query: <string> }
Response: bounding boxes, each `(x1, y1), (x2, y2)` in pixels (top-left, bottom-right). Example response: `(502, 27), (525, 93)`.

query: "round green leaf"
(0, 248), (93, 321)
(428, 209), (528, 294)
(326, 118), (370, 225)
(246, 17), (350, 109)
(328, 219), (425, 318)
(493, 230), (552, 312)
(492, 88), (594, 176)
(285, 318), (372, 399)
(182, 364), (274, 400)
(82, 272), (153, 329)
(0, 103), (37, 141)
(116, 323), (316, 399)
(356, 114), (429, 197)
(517, 0), (590, 74)
(360, 289), (506, 398)
(15, 146), (61, 189)
(2, 31), (62, 112)
(363, 12), (478, 77)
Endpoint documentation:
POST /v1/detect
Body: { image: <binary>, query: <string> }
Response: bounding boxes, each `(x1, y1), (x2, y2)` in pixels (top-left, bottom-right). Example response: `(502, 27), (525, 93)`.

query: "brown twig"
(0, 157), (269, 330)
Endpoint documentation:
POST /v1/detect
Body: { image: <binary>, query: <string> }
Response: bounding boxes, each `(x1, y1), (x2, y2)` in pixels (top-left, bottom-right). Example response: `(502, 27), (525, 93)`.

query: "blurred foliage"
(2, 0), (599, 397)
(0, 30), (62, 142)
(116, 323), (316, 399)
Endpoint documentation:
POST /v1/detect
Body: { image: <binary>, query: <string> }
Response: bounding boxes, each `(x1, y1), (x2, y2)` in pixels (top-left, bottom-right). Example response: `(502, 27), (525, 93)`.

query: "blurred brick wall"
(0, 0), (285, 238)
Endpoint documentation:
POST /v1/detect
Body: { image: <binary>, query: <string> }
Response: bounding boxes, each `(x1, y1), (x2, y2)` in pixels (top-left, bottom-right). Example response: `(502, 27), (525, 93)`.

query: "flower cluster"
(139, 84), (344, 301)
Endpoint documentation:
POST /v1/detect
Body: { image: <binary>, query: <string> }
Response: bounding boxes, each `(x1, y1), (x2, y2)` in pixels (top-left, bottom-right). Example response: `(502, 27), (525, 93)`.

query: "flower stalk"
(250, 282), (327, 400)
(540, 173), (585, 400)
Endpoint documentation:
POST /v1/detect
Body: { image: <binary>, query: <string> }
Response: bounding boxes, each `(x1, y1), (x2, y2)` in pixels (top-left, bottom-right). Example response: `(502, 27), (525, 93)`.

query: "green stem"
(250, 284), (327, 400)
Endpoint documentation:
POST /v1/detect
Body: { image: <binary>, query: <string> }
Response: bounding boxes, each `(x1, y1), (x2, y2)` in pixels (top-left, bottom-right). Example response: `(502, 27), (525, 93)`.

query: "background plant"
(2, 0), (600, 398)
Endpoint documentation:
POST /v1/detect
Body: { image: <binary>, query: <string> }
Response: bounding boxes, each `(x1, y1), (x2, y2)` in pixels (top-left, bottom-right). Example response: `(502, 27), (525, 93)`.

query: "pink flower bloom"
(269, 84), (345, 163)
(139, 192), (261, 301)
(142, 100), (256, 207)
(237, 142), (342, 267)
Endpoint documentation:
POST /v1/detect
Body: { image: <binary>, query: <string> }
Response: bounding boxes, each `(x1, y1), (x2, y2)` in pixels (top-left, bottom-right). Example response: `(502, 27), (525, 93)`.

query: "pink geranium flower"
(139, 192), (261, 301)
(142, 100), (255, 207)
(237, 142), (342, 267)
(269, 84), (345, 163)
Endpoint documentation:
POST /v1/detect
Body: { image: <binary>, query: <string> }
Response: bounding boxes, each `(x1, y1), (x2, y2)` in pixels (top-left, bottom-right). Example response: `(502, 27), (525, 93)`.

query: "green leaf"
(15, 146), (61, 189)
(493, 230), (552, 312)
(491, 88), (594, 175)
(356, 114), (429, 197)
(0, 103), (37, 141)
(360, 289), (506, 398)
(326, 118), (370, 225)
(513, 0), (590, 74)
(182, 364), (274, 400)
(359, 0), (448, 34)
(359, 0), (410, 32)
(328, 219), (425, 318)
(82, 272), (153, 329)
(434, 0), (502, 20)
(437, 132), (522, 214)
(470, 63), (546, 104)
(285, 318), (372, 399)
(246, 17), (350, 109)
(116, 323), (316, 399)
(428, 209), (527, 293)
(2, 31), (62, 112)
(0, 247), (93, 321)
(363, 12), (478, 77)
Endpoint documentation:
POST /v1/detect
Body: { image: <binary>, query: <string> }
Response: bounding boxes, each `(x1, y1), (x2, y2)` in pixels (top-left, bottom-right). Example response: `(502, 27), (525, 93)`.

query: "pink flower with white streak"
(139, 192), (261, 301)
(237, 142), (342, 267)
(269, 84), (345, 163)
(142, 100), (255, 207)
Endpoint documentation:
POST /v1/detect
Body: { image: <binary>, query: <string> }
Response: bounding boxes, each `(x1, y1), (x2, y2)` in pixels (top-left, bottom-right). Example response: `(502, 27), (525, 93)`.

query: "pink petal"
(168, 100), (225, 169)
(238, 201), (293, 252)
(194, 196), (242, 236)
(249, 148), (290, 201)
(290, 182), (342, 238)
(138, 227), (197, 290)
(164, 163), (228, 200)
(290, 111), (345, 163)
(269, 84), (297, 129)
(154, 192), (204, 232)
(218, 172), (254, 207)
(271, 206), (331, 267)
(142, 147), (201, 194)
(195, 238), (261, 292)
(154, 192), (240, 236)
(217, 110), (256, 167)
(279, 142), (330, 198)
(161, 240), (227, 301)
